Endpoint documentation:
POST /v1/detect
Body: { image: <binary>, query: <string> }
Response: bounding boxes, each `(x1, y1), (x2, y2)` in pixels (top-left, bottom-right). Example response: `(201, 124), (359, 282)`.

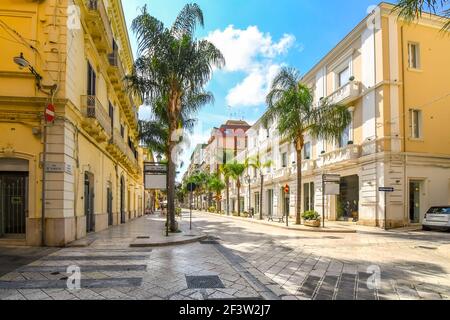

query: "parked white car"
(423, 206), (450, 231)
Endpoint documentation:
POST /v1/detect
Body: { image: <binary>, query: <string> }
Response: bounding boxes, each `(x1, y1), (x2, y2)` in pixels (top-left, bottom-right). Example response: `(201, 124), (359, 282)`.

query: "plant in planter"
(349, 75), (355, 82)
(302, 210), (321, 227)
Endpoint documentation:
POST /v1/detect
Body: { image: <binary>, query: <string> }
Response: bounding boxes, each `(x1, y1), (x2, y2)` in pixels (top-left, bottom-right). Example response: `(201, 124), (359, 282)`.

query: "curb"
(195, 211), (357, 234)
(130, 234), (208, 248)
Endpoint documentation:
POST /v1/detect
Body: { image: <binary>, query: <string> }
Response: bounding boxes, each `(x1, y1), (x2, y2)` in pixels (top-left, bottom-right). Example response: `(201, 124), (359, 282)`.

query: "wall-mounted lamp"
(13, 52), (57, 94)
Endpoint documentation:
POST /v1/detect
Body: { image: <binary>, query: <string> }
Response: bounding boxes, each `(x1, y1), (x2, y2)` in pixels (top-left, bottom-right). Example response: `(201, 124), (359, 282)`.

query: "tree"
(208, 175), (225, 213)
(128, 4), (225, 231)
(246, 156), (273, 220)
(222, 161), (246, 216)
(394, 0), (449, 31)
(219, 164), (232, 216)
(264, 67), (351, 225)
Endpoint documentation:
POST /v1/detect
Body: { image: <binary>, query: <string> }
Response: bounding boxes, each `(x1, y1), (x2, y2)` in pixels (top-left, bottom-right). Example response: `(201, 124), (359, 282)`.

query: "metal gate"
(107, 187), (113, 226)
(84, 173), (95, 233)
(0, 172), (27, 236)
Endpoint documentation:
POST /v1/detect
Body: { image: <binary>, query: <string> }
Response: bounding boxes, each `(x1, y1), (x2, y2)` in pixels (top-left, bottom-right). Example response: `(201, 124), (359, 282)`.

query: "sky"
(122, 0), (386, 178)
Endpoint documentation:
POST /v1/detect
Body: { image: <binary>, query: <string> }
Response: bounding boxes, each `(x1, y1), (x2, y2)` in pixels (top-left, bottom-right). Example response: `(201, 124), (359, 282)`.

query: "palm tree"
(264, 67), (351, 225)
(394, 0), (449, 31)
(246, 156), (273, 220)
(223, 161), (246, 216)
(128, 4), (225, 231)
(220, 164), (232, 216)
(208, 175), (225, 213)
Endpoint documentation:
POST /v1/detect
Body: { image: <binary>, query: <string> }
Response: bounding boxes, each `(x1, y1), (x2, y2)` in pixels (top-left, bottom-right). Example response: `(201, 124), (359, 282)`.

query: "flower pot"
(304, 220), (321, 227)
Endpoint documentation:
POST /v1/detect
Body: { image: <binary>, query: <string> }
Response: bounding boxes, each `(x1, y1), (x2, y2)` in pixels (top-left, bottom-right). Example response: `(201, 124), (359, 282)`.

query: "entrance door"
(409, 181), (421, 223)
(338, 175), (359, 220)
(84, 173), (95, 233)
(0, 172), (27, 237)
(120, 177), (125, 224)
(267, 189), (273, 218)
(254, 192), (260, 215)
(283, 188), (290, 218)
(107, 186), (113, 226)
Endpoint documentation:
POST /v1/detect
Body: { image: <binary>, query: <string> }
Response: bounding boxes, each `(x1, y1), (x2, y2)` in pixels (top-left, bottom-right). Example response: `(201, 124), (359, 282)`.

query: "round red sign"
(45, 104), (55, 123)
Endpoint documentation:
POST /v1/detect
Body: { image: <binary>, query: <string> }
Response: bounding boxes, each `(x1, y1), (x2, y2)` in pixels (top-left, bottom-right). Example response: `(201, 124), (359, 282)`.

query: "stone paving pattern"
(0, 212), (449, 300)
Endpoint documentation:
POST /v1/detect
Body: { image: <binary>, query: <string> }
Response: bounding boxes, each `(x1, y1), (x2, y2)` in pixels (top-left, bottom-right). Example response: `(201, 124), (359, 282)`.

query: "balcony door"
(87, 62), (96, 96)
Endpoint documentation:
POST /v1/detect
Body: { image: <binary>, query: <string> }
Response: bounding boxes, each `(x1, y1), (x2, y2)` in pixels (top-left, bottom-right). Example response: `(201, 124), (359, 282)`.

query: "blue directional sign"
(379, 187), (394, 192)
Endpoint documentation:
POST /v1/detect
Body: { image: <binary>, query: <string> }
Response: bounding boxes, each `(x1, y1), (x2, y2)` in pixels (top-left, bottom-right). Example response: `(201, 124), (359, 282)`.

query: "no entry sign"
(45, 104), (55, 123)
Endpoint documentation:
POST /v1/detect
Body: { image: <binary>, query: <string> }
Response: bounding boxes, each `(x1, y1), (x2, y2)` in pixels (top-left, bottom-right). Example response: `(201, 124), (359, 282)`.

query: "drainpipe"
(41, 118), (47, 247)
(400, 25), (408, 226)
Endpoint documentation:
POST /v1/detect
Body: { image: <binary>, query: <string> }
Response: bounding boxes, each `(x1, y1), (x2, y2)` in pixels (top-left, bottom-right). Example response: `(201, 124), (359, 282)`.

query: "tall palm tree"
(246, 156), (273, 220)
(394, 0), (449, 31)
(223, 161), (246, 216)
(264, 67), (352, 225)
(208, 175), (225, 213)
(128, 4), (225, 231)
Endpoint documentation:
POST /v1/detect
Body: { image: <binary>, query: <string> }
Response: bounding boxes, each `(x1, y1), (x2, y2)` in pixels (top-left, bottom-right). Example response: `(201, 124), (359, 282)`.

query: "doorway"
(120, 176), (125, 224)
(254, 192), (260, 215)
(267, 189), (273, 218)
(409, 180), (422, 223)
(282, 187), (290, 218)
(107, 185), (113, 226)
(84, 172), (95, 233)
(338, 175), (359, 221)
(0, 172), (28, 237)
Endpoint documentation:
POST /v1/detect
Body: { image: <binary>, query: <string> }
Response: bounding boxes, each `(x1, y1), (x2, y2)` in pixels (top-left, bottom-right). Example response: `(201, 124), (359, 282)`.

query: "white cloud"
(206, 25), (295, 108)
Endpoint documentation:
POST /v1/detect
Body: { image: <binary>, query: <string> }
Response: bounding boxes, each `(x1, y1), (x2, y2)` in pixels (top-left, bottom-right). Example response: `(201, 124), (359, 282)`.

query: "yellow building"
(226, 2), (450, 228)
(0, 0), (144, 246)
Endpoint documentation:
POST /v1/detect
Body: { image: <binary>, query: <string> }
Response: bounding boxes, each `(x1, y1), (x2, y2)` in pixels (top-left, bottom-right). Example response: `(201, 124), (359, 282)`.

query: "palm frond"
(171, 3), (204, 38)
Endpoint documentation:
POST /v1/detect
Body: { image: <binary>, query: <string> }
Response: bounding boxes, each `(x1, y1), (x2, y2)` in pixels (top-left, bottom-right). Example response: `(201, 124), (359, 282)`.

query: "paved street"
(1, 212), (450, 300)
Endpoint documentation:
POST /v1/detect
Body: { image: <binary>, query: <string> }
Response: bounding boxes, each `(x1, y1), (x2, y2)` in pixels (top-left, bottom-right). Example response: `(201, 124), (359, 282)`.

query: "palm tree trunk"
(296, 148), (303, 225)
(237, 179), (241, 216)
(259, 174), (264, 220)
(167, 139), (177, 232)
(226, 177), (230, 215)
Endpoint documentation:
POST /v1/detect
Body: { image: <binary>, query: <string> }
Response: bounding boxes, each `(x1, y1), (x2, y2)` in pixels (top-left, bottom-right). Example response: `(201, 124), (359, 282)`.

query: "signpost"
(284, 184), (290, 227)
(379, 187), (395, 230)
(187, 182), (197, 231)
(144, 162), (168, 235)
(322, 174), (341, 228)
(45, 104), (55, 124)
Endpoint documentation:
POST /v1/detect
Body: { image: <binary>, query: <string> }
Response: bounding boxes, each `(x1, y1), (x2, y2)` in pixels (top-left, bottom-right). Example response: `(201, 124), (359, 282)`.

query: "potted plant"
(349, 76), (355, 82)
(302, 211), (321, 227)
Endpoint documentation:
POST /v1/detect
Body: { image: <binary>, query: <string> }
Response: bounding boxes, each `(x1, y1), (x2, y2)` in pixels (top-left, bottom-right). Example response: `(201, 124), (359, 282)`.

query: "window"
(87, 62), (96, 96)
(303, 182), (315, 211)
(408, 43), (420, 69)
(338, 67), (350, 88)
(120, 124), (125, 138)
(303, 142), (311, 160)
(339, 125), (350, 148)
(281, 152), (288, 168)
(410, 109), (422, 139)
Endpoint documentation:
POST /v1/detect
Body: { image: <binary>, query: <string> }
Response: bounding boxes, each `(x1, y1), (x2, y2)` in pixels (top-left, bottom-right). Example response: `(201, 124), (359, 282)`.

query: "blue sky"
(122, 0), (385, 175)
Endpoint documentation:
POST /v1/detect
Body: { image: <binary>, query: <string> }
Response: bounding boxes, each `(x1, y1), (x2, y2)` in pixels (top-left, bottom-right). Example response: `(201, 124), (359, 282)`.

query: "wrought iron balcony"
(80, 95), (111, 142)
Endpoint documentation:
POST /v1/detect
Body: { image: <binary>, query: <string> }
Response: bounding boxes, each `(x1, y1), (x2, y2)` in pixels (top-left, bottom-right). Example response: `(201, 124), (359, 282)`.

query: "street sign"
(144, 162), (167, 190)
(284, 184), (290, 194)
(45, 104), (55, 123)
(379, 187), (394, 192)
(324, 183), (340, 195)
(323, 174), (341, 183)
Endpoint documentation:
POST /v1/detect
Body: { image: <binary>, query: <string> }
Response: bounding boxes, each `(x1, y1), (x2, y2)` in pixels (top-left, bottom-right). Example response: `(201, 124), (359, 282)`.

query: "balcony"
(80, 95), (111, 142)
(106, 128), (139, 172)
(83, 0), (113, 54)
(328, 81), (361, 105)
(273, 167), (290, 182)
(316, 144), (361, 168)
(290, 159), (316, 175)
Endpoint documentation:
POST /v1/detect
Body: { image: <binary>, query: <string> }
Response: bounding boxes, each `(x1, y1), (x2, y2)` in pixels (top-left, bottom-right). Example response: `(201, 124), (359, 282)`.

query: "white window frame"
(410, 109), (422, 139)
(408, 42), (421, 70)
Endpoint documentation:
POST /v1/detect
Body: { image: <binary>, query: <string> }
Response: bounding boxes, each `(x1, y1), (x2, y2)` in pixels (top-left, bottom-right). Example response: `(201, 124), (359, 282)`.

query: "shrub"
(208, 206), (216, 213)
(175, 208), (182, 216)
(302, 210), (321, 221)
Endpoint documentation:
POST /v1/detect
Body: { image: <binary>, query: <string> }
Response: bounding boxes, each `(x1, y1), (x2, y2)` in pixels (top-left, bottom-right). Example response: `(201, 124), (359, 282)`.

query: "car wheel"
(422, 226), (431, 231)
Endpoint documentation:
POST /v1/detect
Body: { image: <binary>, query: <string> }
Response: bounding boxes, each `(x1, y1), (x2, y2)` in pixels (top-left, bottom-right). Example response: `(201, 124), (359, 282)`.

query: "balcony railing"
(84, 0), (113, 52)
(111, 128), (138, 165)
(81, 95), (112, 137)
(273, 167), (289, 181)
(328, 81), (361, 105)
(316, 144), (361, 168)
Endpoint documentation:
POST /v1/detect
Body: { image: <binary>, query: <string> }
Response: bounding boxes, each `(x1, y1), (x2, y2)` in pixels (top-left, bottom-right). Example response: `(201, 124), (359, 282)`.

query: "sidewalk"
(194, 210), (358, 233)
(68, 214), (207, 248)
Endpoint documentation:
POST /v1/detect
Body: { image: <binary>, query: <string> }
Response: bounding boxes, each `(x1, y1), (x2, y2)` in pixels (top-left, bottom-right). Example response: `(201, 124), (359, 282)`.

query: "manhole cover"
(137, 236), (150, 239)
(185, 275), (225, 289)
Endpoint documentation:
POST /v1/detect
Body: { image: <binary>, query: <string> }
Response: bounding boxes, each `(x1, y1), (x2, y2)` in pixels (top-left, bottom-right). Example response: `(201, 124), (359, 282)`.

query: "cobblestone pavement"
(1, 212), (449, 300)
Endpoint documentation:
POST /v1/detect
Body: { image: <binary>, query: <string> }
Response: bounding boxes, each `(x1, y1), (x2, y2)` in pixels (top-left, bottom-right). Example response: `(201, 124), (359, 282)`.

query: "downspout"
(400, 25), (408, 226)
